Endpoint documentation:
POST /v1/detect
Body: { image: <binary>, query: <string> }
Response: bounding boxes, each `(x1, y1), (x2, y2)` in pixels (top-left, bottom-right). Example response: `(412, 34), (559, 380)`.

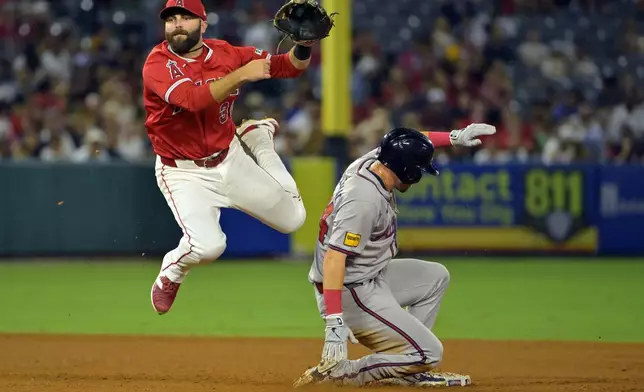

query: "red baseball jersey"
(142, 39), (305, 160)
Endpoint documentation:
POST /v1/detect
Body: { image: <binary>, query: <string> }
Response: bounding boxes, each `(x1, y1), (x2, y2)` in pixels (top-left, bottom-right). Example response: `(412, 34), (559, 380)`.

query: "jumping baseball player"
(294, 124), (496, 388)
(143, 0), (327, 314)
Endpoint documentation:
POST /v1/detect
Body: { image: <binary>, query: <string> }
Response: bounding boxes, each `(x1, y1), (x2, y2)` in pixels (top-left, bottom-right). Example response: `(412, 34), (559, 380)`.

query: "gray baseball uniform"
(307, 150), (450, 386)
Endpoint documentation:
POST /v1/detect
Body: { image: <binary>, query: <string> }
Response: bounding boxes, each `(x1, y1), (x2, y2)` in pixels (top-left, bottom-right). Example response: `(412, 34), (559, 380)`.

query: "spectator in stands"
(39, 109), (75, 158)
(0, 0), (641, 166)
(39, 133), (71, 162)
(517, 29), (550, 68)
(12, 129), (40, 160)
(473, 138), (516, 164)
(71, 126), (111, 163)
(242, 1), (279, 52)
(607, 93), (644, 145)
(350, 107), (391, 160)
(483, 25), (516, 66)
(540, 49), (570, 82)
(115, 119), (148, 162)
(543, 101), (604, 164)
(572, 46), (600, 81)
(0, 104), (12, 160)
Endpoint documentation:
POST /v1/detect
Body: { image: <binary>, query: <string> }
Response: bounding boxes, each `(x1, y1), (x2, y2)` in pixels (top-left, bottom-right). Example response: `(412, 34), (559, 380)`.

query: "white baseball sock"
(240, 128), (299, 196)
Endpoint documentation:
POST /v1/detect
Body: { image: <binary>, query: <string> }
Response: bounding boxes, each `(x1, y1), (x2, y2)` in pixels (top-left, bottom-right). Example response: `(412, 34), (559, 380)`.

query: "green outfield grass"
(1, 257), (643, 342)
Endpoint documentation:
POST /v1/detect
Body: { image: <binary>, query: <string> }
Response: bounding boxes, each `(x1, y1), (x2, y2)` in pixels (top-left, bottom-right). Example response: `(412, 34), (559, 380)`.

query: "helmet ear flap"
(403, 165), (423, 184)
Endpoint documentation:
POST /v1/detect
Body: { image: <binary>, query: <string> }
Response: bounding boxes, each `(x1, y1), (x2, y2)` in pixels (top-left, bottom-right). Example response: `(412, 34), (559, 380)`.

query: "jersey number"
(172, 98), (233, 124)
(318, 202), (334, 244)
(172, 79), (235, 123)
(219, 102), (230, 124)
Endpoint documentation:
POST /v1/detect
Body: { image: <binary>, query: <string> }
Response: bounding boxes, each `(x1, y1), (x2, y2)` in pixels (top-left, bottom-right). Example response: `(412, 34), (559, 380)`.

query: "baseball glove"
(272, 0), (338, 44)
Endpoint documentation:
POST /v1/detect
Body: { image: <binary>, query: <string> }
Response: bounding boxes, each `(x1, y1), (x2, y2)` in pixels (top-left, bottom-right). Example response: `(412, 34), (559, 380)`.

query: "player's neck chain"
(186, 45), (204, 54)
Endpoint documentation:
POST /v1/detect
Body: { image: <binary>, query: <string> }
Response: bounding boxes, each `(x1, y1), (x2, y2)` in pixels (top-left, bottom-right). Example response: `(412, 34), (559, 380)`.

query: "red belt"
(160, 148), (229, 168)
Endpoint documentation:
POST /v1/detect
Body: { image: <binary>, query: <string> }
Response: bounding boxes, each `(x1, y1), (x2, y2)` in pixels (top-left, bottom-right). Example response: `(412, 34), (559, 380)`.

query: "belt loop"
(160, 156), (177, 167)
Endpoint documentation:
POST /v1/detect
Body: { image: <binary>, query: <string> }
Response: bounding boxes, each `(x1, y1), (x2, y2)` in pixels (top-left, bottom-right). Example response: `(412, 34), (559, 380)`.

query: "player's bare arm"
(320, 248), (358, 368)
(322, 248), (346, 293)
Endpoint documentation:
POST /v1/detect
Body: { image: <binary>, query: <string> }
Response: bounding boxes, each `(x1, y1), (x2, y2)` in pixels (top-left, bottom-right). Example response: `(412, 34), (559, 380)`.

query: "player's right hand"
(238, 58), (271, 82)
(449, 123), (497, 147)
(321, 313), (357, 363)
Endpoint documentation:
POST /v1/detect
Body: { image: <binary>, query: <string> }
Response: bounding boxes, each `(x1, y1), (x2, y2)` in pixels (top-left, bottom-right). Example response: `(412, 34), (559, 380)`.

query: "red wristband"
(323, 289), (342, 315)
(425, 131), (452, 148)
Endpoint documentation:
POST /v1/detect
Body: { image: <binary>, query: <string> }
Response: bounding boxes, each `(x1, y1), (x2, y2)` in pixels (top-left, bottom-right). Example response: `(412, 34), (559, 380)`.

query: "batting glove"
(321, 313), (358, 364)
(449, 123), (497, 147)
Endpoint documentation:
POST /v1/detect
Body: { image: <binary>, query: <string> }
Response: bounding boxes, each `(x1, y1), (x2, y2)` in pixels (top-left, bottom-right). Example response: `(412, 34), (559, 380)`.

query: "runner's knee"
(414, 331), (443, 368)
(423, 338), (443, 366)
(401, 349), (443, 375)
(190, 236), (227, 264)
(422, 262), (450, 293)
(434, 263), (450, 289)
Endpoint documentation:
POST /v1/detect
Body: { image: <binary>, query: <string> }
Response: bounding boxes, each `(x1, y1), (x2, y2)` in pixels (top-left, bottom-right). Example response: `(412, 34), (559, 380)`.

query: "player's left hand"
(272, 0), (338, 45)
(449, 123), (496, 147)
(321, 313), (358, 363)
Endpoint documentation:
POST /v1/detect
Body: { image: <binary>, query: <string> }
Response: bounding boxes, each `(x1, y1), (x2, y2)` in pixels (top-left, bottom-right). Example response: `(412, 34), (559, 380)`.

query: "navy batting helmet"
(376, 128), (439, 184)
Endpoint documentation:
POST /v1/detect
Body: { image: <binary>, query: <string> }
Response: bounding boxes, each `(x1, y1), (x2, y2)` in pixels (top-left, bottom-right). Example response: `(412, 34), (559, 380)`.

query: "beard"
(166, 25), (201, 54)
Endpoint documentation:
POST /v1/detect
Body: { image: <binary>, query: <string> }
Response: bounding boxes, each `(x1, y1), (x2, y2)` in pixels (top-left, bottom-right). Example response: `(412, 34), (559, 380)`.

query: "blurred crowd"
(1, 0), (643, 165)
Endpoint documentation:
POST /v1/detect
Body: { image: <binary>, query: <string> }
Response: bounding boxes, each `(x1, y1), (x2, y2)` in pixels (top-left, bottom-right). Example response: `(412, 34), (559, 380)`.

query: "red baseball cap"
(159, 0), (207, 21)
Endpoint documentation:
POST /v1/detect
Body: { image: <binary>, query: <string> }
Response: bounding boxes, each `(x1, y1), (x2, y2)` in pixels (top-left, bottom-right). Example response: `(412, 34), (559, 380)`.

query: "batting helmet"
(376, 128), (439, 184)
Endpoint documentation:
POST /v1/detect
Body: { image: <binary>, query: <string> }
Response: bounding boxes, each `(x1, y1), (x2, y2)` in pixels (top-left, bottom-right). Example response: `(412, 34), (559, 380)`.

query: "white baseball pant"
(155, 123), (306, 283)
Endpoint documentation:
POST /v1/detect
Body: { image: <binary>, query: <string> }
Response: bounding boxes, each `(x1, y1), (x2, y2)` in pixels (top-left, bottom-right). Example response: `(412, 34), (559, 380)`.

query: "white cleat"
(372, 371), (472, 387)
(414, 371), (472, 387)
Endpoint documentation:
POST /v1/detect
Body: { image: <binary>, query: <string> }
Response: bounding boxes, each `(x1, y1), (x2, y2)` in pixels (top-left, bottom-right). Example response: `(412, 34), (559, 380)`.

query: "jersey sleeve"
(231, 45), (305, 79)
(327, 200), (378, 256)
(142, 53), (215, 112)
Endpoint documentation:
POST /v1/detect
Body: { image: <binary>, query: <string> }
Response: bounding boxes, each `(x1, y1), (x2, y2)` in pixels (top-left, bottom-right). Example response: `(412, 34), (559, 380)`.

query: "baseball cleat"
(237, 118), (279, 139)
(372, 371), (471, 388)
(151, 275), (181, 315)
(413, 371), (472, 387)
(293, 360), (341, 388)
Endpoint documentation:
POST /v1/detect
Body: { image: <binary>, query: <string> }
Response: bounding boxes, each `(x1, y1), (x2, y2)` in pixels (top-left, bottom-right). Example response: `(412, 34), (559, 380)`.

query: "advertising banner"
(395, 164), (599, 253)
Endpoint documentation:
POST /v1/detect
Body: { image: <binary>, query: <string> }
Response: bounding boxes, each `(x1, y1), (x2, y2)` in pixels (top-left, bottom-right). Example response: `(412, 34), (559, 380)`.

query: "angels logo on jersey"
(166, 59), (184, 80)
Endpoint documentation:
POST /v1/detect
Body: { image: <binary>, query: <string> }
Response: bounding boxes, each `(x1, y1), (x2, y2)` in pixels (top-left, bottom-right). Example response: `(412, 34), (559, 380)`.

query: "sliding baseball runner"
(294, 124), (496, 388)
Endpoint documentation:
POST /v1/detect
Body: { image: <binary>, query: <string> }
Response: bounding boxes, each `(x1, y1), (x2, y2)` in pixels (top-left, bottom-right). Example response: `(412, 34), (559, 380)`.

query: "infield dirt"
(1, 334), (642, 391)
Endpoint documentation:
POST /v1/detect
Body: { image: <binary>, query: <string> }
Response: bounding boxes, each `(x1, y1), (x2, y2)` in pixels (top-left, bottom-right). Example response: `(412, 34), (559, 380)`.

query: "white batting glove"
(449, 123), (497, 147)
(321, 314), (358, 364)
